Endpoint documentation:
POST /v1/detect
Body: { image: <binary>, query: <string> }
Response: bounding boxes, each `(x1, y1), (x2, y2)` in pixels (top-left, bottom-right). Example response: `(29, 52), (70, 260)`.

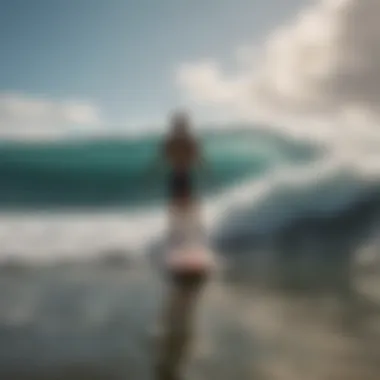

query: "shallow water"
(0, 260), (378, 380)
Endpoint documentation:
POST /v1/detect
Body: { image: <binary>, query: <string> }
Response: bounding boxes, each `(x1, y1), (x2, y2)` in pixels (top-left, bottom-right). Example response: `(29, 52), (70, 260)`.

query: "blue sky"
(0, 0), (306, 133)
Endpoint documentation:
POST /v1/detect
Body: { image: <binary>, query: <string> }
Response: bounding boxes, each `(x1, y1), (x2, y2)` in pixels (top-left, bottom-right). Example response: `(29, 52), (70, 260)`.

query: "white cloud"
(177, 61), (243, 104)
(0, 93), (102, 140)
(176, 0), (380, 125)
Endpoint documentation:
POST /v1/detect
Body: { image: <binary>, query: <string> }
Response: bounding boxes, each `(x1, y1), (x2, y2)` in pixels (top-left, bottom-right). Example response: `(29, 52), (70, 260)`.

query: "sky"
(181, 0), (380, 127)
(0, 0), (305, 138)
(1, 0), (380, 139)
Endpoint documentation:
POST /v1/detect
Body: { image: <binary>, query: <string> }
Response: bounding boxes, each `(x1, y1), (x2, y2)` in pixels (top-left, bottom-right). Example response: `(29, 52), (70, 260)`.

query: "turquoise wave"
(0, 129), (318, 210)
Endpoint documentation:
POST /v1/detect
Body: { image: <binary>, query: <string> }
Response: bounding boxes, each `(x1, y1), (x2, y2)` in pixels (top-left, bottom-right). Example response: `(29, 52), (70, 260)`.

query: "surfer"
(165, 112), (203, 231)
(147, 110), (207, 241)
(152, 110), (212, 284)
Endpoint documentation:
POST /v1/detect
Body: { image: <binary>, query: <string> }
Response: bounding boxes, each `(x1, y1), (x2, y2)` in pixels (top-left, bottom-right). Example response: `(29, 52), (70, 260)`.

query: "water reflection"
(0, 257), (377, 380)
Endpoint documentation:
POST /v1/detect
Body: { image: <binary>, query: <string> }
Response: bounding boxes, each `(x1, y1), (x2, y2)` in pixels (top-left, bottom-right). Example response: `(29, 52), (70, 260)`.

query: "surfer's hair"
(169, 110), (192, 135)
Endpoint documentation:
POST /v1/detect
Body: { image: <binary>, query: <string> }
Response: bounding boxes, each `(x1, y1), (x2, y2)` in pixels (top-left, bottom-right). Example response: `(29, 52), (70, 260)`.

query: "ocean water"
(0, 124), (379, 379)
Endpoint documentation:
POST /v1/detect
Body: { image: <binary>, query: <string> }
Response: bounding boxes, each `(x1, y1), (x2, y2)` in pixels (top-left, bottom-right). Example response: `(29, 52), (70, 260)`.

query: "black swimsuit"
(169, 170), (193, 200)
(165, 137), (197, 201)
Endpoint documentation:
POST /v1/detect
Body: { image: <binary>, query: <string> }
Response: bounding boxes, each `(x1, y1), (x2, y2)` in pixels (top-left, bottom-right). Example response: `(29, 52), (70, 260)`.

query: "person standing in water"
(149, 110), (206, 241)
(165, 111), (202, 227)
(149, 110), (211, 380)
